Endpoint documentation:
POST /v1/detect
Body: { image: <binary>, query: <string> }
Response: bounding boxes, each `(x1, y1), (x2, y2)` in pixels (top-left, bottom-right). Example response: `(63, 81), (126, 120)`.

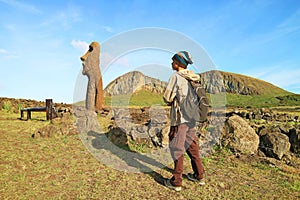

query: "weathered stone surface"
(73, 106), (100, 133)
(108, 108), (154, 146)
(80, 41), (105, 112)
(260, 130), (291, 160)
(104, 71), (167, 96)
(107, 126), (129, 146)
(130, 125), (151, 145)
(102, 107), (170, 147)
(148, 123), (169, 147)
(259, 126), (281, 136)
(279, 124), (294, 135)
(289, 128), (300, 154)
(221, 115), (259, 154)
(147, 107), (169, 147)
(199, 71), (260, 95)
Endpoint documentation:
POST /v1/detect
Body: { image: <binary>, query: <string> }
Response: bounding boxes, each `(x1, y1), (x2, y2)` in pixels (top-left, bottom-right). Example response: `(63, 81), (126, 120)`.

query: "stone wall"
(104, 107), (300, 163)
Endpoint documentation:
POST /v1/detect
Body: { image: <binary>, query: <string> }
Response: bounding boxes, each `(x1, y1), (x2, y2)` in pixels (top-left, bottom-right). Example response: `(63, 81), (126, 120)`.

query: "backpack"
(181, 79), (209, 123)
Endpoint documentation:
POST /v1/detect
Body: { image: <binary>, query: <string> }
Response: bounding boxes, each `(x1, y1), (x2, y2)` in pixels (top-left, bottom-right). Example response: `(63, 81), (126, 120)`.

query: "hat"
(172, 51), (193, 67)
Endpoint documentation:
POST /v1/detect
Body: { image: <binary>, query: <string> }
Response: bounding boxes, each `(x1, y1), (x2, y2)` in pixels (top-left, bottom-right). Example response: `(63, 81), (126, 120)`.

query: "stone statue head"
(80, 41), (100, 77)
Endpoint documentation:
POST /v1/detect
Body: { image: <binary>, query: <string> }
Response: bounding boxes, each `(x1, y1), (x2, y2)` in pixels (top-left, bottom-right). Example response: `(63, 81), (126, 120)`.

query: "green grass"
(71, 85), (299, 109)
(222, 93), (300, 108)
(2, 100), (12, 112)
(276, 94), (300, 106)
(105, 89), (165, 107)
(1, 110), (300, 199)
(101, 88), (299, 108)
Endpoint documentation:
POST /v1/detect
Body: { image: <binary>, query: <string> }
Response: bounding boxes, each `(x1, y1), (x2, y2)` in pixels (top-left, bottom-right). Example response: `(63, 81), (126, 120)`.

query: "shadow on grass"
(18, 117), (48, 122)
(87, 131), (172, 186)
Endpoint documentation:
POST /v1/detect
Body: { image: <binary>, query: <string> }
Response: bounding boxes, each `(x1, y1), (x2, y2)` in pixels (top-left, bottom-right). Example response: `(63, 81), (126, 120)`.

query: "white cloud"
(247, 65), (300, 93)
(277, 8), (300, 32)
(102, 26), (113, 33)
(3, 24), (17, 32)
(0, 48), (8, 54)
(262, 69), (300, 88)
(71, 40), (89, 53)
(40, 3), (82, 29)
(0, 48), (17, 59)
(0, 0), (41, 14)
(101, 52), (130, 70)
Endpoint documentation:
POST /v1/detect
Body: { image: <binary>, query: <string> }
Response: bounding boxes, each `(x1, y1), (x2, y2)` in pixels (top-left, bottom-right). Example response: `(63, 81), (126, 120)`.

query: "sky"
(0, 0), (299, 103)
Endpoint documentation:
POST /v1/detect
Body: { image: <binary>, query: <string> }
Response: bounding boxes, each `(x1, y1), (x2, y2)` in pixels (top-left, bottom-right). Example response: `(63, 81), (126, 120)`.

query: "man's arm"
(163, 75), (177, 105)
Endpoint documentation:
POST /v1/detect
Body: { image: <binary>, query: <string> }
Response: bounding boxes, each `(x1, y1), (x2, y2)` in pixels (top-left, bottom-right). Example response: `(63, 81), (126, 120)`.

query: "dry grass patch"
(0, 110), (299, 199)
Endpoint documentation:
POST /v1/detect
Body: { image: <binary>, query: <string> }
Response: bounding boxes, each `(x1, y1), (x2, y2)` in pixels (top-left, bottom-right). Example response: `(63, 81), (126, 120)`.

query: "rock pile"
(104, 107), (299, 164)
(3, 96), (298, 164)
(33, 110), (77, 138)
(221, 115), (260, 155)
(106, 107), (169, 147)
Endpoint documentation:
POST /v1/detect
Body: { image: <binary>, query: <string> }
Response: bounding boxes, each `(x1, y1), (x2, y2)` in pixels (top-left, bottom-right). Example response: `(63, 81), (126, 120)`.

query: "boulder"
(260, 129), (291, 160)
(107, 126), (129, 146)
(108, 108), (158, 146)
(259, 126), (280, 136)
(34, 124), (60, 138)
(147, 107), (169, 147)
(73, 106), (100, 133)
(130, 125), (152, 145)
(221, 115), (259, 154)
(106, 121), (152, 147)
(289, 128), (300, 154)
(33, 112), (77, 138)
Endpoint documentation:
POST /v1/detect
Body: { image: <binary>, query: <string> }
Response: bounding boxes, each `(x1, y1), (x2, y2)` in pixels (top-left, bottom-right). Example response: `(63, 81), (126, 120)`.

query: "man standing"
(163, 51), (205, 192)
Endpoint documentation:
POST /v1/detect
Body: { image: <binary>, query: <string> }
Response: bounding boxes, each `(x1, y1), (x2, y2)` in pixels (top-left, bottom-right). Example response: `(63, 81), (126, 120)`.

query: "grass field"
(1, 110), (300, 199)
(102, 88), (300, 109)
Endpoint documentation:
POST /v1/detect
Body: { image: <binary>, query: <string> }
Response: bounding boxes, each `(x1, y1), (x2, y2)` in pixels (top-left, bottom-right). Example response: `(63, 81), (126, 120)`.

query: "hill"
(104, 70), (299, 108)
(201, 70), (289, 96)
(104, 71), (167, 96)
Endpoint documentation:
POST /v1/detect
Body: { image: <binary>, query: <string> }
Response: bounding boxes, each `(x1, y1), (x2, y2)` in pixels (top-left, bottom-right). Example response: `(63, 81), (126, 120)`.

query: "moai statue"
(80, 41), (105, 112)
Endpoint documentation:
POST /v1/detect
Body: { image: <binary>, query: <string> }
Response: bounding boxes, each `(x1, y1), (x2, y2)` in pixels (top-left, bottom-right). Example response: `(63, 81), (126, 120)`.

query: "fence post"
(27, 111), (31, 120)
(46, 99), (53, 120)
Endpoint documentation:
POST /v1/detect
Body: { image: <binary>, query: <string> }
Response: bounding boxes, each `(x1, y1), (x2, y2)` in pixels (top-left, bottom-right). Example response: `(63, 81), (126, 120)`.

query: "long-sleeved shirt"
(163, 69), (200, 126)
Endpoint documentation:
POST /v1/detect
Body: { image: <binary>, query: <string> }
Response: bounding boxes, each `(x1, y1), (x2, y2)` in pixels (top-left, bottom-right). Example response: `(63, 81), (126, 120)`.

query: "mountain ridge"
(104, 70), (291, 97)
(104, 71), (167, 96)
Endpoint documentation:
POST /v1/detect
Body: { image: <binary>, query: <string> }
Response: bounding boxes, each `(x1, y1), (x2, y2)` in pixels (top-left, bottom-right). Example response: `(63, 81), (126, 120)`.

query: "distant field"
(102, 89), (300, 108)
(105, 89), (165, 107)
(225, 93), (300, 108)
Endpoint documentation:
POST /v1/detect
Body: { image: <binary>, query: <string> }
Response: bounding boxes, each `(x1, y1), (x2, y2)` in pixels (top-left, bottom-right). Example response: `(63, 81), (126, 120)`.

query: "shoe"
(164, 179), (182, 192)
(187, 173), (205, 185)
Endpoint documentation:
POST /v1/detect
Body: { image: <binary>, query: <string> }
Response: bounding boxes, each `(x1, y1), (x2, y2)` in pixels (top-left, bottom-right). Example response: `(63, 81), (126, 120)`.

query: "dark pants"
(169, 123), (205, 186)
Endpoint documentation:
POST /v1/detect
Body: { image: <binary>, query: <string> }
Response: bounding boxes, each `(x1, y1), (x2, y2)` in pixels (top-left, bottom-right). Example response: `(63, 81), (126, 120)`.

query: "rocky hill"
(201, 70), (289, 95)
(104, 71), (167, 96)
(104, 70), (290, 96)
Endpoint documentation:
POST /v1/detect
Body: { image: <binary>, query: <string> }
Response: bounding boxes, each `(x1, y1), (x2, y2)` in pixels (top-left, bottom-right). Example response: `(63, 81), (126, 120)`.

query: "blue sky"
(0, 0), (299, 103)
